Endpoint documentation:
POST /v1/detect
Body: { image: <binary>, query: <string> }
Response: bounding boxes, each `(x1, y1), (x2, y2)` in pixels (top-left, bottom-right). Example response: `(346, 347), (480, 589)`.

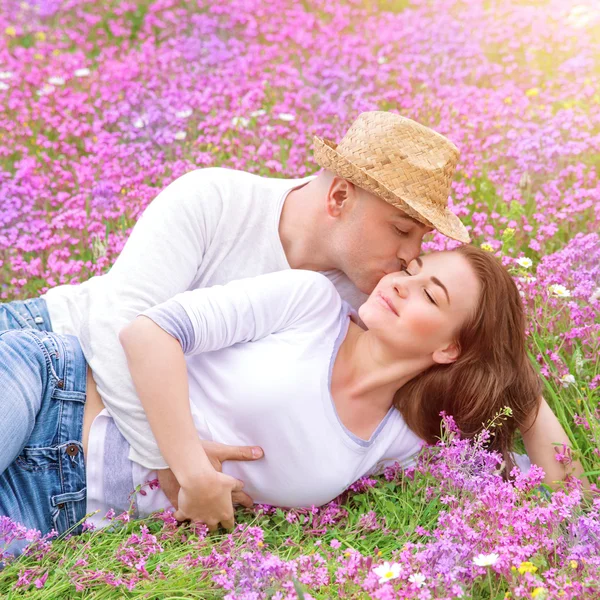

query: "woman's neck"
(331, 319), (433, 417)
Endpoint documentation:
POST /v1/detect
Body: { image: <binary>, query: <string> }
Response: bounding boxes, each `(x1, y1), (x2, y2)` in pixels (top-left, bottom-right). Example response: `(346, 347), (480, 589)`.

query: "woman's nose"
(393, 279), (409, 299)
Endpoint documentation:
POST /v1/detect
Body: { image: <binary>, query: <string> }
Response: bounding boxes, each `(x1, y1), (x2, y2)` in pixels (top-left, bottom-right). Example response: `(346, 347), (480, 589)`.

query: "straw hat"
(313, 111), (470, 243)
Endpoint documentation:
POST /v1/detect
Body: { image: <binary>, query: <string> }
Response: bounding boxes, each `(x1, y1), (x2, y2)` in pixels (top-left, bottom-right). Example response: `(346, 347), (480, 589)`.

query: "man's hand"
(156, 441), (263, 510)
(175, 468), (244, 531)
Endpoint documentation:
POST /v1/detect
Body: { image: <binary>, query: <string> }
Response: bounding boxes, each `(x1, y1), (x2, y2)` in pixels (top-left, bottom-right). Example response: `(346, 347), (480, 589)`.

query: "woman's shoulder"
(287, 269), (342, 310)
(260, 269), (345, 330)
(284, 268), (339, 289)
(259, 269), (341, 304)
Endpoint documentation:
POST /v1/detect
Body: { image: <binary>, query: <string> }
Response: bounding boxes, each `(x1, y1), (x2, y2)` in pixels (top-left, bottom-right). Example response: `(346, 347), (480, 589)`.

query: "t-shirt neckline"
(326, 303), (395, 449)
(270, 175), (317, 271)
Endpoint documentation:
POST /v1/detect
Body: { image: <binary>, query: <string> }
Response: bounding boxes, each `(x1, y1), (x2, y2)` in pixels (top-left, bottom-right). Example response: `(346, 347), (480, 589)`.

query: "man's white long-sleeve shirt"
(42, 168), (367, 469)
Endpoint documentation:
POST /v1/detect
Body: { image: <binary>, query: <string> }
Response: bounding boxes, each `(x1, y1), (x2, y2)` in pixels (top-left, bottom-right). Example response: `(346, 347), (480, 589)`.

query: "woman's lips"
(377, 292), (399, 316)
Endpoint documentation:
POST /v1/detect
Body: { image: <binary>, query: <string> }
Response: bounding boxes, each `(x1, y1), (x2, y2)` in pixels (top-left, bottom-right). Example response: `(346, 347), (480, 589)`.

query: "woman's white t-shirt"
(85, 270), (423, 525)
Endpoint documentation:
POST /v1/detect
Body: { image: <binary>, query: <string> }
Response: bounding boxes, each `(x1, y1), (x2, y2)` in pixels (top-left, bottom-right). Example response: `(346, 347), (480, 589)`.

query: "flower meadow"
(1, 0), (600, 597)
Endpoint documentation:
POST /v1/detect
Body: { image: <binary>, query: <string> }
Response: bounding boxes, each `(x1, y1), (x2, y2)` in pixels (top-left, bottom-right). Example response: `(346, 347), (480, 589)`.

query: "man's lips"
(377, 291), (399, 316)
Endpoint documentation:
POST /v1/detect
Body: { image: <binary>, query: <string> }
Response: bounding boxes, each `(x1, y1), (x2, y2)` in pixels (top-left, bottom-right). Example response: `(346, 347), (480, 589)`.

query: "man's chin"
(353, 274), (380, 296)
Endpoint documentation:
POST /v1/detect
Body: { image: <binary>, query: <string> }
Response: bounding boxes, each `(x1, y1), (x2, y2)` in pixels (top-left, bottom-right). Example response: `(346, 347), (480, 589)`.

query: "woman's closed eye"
(401, 266), (437, 305)
(424, 288), (437, 305)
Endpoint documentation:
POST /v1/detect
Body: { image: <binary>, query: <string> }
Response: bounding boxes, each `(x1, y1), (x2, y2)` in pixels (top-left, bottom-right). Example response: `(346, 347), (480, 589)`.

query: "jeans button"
(57, 380), (64, 388)
(57, 503), (65, 510)
(34, 316), (44, 324)
(66, 444), (79, 457)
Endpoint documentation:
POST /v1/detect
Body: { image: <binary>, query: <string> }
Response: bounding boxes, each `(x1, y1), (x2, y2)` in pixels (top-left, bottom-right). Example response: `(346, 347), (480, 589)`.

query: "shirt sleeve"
(141, 301), (196, 353)
(140, 269), (342, 356)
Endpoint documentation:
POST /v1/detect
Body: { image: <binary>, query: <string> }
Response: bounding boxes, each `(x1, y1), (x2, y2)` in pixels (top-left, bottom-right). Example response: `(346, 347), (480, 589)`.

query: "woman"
(0, 247), (569, 549)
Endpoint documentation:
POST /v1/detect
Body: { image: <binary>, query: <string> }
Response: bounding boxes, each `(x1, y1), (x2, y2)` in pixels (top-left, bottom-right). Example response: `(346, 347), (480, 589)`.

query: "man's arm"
(520, 396), (588, 488)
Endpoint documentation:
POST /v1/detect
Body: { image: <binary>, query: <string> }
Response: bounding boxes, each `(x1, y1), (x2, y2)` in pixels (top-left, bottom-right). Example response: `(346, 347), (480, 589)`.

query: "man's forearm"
(119, 316), (213, 484)
(520, 396), (587, 487)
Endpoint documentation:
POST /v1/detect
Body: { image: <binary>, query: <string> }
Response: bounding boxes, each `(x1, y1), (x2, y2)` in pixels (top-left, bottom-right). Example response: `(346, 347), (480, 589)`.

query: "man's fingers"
(229, 477), (245, 493)
(173, 509), (189, 523)
(221, 516), (235, 530)
(175, 511), (219, 532)
(232, 491), (254, 508)
(217, 443), (264, 462)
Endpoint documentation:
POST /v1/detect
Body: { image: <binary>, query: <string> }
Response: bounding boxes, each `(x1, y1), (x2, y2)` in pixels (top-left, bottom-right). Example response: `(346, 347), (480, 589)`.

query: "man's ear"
(432, 342), (460, 365)
(325, 177), (352, 217)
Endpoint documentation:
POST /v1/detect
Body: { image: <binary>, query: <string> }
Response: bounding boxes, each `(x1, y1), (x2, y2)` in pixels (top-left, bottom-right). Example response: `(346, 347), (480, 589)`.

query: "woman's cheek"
(404, 309), (441, 339)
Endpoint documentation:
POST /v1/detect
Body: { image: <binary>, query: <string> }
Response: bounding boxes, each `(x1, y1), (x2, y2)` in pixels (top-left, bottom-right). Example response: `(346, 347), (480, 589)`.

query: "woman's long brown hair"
(394, 245), (541, 458)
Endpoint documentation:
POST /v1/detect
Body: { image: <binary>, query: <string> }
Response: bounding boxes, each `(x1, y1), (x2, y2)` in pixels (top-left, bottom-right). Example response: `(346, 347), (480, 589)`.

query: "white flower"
(74, 68), (91, 77)
(174, 131), (187, 140)
(373, 561), (401, 584)
(377, 56), (388, 64)
(518, 276), (537, 285)
(566, 5), (598, 29)
(231, 116), (250, 128)
(175, 108), (193, 119)
(473, 553), (499, 567)
(250, 109), (266, 117)
(0, 82), (8, 91)
(0, 71), (13, 80)
(516, 257), (532, 269)
(48, 76), (65, 86)
(560, 374), (576, 388)
(549, 284), (571, 298)
(589, 287), (600, 303)
(408, 573), (426, 587)
(278, 112), (295, 122)
(36, 83), (55, 96)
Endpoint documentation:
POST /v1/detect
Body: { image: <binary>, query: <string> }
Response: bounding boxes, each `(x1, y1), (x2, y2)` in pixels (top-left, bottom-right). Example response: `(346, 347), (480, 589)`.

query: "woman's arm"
(520, 396), (588, 488)
(121, 270), (340, 527)
(119, 316), (245, 530)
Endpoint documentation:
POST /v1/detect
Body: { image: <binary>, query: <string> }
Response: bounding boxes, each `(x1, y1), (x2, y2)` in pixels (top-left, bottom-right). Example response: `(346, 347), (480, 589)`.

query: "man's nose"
(397, 237), (422, 266)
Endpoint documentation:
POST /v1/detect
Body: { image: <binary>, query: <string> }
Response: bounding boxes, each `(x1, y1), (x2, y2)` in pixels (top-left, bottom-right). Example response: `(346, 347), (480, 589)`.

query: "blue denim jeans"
(0, 299), (87, 555)
(0, 297), (54, 332)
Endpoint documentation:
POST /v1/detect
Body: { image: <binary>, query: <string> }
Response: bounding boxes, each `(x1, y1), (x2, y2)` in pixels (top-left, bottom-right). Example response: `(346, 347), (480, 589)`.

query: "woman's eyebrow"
(431, 276), (450, 304)
(415, 257), (423, 268)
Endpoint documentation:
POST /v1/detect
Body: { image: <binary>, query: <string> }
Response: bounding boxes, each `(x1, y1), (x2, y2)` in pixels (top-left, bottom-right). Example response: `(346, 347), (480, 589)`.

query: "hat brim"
(313, 136), (471, 243)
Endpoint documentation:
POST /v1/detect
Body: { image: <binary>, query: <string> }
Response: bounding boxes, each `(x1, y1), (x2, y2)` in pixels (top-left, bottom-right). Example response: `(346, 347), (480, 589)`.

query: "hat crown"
(312, 111), (470, 243)
(335, 111), (459, 209)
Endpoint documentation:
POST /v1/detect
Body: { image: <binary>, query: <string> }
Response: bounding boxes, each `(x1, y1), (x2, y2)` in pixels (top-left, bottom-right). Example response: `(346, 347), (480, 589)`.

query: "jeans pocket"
(16, 447), (61, 472)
